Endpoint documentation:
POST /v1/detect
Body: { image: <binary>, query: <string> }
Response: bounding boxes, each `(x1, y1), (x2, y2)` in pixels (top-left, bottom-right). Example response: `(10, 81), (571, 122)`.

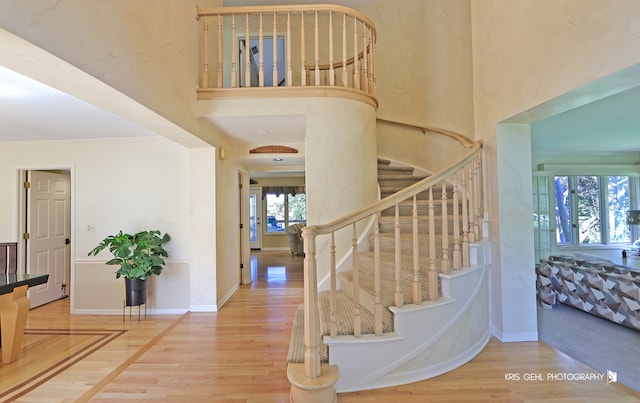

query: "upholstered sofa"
(536, 254), (640, 331)
(286, 222), (305, 255)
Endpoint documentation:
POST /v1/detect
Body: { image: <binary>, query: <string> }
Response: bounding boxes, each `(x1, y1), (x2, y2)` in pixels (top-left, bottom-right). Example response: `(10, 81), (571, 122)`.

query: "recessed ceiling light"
(258, 130), (269, 135)
(273, 158), (283, 162)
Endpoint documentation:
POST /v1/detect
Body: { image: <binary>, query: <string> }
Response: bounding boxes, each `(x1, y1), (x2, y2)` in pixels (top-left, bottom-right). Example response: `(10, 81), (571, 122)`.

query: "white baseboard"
(189, 305), (218, 312)
(72, 308), (187, 315)
(215, 283), (239, 310)
(491, 324), (538, 342)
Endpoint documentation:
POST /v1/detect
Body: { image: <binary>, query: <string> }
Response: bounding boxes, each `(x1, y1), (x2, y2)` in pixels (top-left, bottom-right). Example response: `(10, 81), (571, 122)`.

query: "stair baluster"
(441, 181), (450, 274)
(468, 163), (476, 244)
(373, 216), (382, 335)
(428, 188), (438, 301)
(461, 170), (470, 268)
(473, 156), (483, 240)
(452, 175), (462, 270)
(394, 205), (403, 307)
(351, 223), (361, 337)
(412, 195), (421, 304)
(329, 232), (337, 337)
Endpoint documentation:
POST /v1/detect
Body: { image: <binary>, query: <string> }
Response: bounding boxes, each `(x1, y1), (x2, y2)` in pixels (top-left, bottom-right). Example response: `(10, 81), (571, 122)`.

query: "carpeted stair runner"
(287, 159), (454, 365)
(286, 305), (328, 363)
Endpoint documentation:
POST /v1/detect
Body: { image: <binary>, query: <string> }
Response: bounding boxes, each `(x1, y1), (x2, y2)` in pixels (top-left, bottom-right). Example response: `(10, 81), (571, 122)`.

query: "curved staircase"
(287, 156), (490, 394)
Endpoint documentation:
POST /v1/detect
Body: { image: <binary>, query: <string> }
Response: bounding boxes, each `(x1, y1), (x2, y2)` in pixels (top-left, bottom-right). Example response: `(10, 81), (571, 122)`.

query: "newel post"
(288, 226), (339, 403)
(301, 226), (321, 377)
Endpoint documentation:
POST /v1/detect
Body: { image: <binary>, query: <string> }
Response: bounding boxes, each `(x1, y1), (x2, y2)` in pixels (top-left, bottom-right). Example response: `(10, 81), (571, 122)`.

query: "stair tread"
(319, 290), (393, 335)
(339, 270), (428, 305)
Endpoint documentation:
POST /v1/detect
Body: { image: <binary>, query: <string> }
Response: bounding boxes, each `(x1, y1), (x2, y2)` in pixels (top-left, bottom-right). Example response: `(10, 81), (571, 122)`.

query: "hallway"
(0, 251), (638, 401)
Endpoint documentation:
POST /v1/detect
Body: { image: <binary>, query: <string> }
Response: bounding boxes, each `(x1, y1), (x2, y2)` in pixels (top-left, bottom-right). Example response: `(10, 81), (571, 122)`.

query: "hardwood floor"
(1, 250), (638, 402)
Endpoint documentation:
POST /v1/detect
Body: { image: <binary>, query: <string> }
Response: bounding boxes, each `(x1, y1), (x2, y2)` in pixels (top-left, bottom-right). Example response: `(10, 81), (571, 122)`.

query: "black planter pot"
(124, 278), (147, 306)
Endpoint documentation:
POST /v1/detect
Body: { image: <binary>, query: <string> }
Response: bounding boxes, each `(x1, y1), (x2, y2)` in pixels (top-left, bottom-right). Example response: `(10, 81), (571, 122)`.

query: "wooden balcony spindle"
(370, 26), (376, 96)
(351, 223), (361, 337)
(231, 14), (237, 88)
(216, 15), (223, 88)
(314, 11), (320, 85)
(300, 11), (306, 86)
(341, 13), (348, 87)
(258, 12), (264, 87)
(441, 181), (450, 274)
(461, 170), (470, 268)
(329, 11), (335, 86)
(286, 12), (292, 86)
(373, 216), (382, 336)
(394, 205), (403, 307)
(428, 188), (438, 301)
(273, 12), (278, 86)
(329, 232), (337, 337)
(452, 175), (462, 270)
(361, 20), (368, 93)
(352, 17), (360, 90)
(412, 195), (421, 304)
(244, 14), (250, 87)
(202, 16), (209, 89)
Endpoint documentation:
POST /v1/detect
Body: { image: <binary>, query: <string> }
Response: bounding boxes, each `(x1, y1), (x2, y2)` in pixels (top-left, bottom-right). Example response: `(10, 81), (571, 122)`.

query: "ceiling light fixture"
(258, 130), (269, 135)
(273, 158), (283, 162)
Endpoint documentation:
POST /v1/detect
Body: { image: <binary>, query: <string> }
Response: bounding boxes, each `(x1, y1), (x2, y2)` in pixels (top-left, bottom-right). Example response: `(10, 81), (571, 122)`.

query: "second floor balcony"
(196, 4), (377, 108)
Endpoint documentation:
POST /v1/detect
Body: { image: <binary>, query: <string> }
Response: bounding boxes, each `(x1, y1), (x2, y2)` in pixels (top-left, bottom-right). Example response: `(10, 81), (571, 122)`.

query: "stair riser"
(378, 217), (460, 235)
(337, 277), (396, 323)
(368, 235), (458, 256)
(355, 254), (451, 287)
(377, 167), (414, 176)
(379, 180), (429, 191)
(380, 189), (455, 200)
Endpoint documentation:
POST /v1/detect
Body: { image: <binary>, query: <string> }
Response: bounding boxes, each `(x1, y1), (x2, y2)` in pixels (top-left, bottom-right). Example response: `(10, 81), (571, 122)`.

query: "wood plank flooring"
(0, 250), (638, 402)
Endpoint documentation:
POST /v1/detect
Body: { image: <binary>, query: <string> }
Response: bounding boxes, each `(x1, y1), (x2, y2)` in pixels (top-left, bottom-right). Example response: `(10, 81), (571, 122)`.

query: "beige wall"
(470, 0), (640, 340)
(0, 0), (222, 143)
(0, 0), (249, 312)
(0, 138), (192, 313)
(363, 0), (474, 137)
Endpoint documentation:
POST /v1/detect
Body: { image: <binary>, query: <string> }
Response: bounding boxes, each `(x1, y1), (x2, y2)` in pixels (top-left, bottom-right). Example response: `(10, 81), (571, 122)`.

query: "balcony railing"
(196, 5), (376, 102)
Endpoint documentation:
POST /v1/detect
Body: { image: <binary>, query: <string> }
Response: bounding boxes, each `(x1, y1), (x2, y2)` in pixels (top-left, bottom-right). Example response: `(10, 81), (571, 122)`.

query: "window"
(265, 192), (306, 233)
(554, 175), (633, 246)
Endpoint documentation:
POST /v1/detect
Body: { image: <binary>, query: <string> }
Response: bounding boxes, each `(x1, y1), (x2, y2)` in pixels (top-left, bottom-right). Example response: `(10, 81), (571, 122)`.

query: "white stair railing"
(301, 138), (484, 381)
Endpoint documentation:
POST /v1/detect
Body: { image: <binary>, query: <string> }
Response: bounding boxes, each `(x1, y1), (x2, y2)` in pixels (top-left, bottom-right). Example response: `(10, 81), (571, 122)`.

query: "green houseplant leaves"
(88, 230), (171, 279)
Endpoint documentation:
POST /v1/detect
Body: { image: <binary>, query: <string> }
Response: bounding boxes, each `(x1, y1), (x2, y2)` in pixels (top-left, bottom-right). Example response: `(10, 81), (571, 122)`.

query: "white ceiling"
(0, 65), (159, 142)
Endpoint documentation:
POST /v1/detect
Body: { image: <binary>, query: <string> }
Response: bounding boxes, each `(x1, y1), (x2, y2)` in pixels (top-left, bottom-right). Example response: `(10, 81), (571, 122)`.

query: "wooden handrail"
(377, 118), (473, 148)
(196, 4), (377, 37)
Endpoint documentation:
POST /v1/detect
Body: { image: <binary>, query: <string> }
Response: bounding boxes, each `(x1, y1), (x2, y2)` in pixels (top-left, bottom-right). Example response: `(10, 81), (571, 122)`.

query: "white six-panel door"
(27, 170), (70, 308)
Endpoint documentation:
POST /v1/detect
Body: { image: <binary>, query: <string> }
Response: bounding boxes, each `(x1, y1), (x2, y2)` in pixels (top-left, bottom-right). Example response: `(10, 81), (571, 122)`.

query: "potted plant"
(88, 230), (171, 306)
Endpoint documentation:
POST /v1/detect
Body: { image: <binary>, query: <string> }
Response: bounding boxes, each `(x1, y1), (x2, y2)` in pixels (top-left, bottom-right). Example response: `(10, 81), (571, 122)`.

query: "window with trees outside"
(555, 175), (633, 246)
(265, 193), (306, 233)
